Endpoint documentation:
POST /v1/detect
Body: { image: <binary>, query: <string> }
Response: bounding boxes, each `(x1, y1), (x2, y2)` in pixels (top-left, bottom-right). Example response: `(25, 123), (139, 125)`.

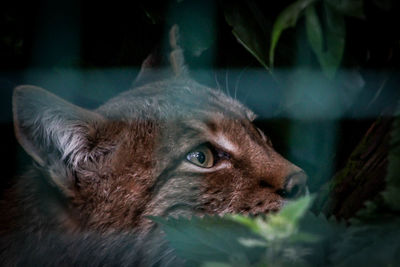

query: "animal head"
(12, 26), (307, 234)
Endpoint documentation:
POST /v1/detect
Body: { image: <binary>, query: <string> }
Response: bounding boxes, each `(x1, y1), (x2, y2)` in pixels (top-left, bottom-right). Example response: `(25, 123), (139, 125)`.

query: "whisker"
(243, 86), (252, 106)
(225, 69), (231, 98)
(234, 66), (249, 101)
(214, 72), (222, 92)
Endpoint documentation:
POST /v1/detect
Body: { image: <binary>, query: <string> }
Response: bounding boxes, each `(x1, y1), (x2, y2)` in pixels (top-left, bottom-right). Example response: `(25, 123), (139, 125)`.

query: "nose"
(277, 171), (308, 199)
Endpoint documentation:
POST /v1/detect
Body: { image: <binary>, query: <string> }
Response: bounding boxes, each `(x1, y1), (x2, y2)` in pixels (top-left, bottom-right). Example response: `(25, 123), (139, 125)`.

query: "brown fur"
(0, 27), (307, 266)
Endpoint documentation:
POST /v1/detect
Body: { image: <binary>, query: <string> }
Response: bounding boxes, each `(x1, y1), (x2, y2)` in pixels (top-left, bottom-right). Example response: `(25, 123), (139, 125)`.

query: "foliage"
(221, 1), (272, 71)
(149, 215), (263, 265)
(269, 0), (316, 68)
(273, 0), (363, 78)
(304, 4), (345, 79)
(223, 0), (364, 78)
(153, 196), (400, 266)
(152, 196), (337, 266)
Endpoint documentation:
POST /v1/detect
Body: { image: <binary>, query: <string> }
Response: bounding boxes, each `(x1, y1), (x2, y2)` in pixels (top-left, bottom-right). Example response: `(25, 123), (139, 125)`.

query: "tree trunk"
(313, 117), (393, 220)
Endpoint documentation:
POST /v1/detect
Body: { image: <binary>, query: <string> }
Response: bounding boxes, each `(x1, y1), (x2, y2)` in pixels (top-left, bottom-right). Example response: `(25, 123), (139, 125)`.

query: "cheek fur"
(198, 170), (284, 215)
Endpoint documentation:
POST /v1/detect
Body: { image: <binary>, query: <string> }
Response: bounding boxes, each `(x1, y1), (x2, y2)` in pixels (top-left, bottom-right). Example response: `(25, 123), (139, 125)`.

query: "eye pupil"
(195, 152), (206, 164)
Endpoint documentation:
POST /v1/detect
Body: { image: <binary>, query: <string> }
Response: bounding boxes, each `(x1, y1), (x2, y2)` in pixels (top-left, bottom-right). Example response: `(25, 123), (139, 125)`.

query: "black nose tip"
(278, 171), (308, 199)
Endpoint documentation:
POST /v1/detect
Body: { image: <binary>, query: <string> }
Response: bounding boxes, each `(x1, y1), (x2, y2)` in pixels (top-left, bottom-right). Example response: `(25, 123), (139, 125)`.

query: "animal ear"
(13, 85), (104, 167)
(168, 24), (188, 77)
(133, 24), (188, 86)
(133, 51), (164, 87)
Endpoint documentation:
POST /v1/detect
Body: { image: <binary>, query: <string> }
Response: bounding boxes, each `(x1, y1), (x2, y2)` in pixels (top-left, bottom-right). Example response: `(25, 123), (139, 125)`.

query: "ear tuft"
(169, 24), (188, 77)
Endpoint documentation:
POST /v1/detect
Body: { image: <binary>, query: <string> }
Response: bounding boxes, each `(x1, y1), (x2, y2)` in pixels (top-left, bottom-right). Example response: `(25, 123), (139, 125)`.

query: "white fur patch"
(215, 134), (237, 154)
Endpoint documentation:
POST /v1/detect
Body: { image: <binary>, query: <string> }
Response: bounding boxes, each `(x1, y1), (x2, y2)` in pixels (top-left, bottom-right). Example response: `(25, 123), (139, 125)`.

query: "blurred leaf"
(325, 0), (365, 19)
(150, 215), (262, 264)
(279, 195), (314, 223)
(298, 213), (345, 266)
(261, 196), (314, 241)
(221, 1), (270, 70)
(305, 6), (324, 61)
(288, 231), (321, 243)
(149, 196), (362, 266)
(238, 238), (267, 248)
(331, 220), (400, 266)
(232, 195), (314, 242)
(299, 213), (345, 240)
(305, 4), (345, 79)
(227, 215), (260, 233)
(324, 4), (346, 69)
(201, 262), (232, 267)
(269, 0), (316, 67)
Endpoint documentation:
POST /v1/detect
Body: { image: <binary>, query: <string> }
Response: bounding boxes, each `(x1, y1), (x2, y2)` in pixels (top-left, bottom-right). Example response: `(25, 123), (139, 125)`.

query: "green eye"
(186, 146), (214, 168)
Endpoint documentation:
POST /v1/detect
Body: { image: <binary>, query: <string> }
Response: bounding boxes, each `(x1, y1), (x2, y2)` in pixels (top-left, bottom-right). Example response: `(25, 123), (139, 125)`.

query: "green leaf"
(150, 196), (336, 266)
(259, 196), (314, 241)
(150, 216), (263, 264)
(221, 1), (271, 70)
(305, 5), (324, 59)
(288, 231), (321, 243)
(238, 238), (267, 248)
(305, 4), (345, 79)
(231, 196), (314, 242)
(269, 0), (316, 67)
(278, 195), (314, 223)
(227, 215), (260, 233)
(325, 0), (365, 19)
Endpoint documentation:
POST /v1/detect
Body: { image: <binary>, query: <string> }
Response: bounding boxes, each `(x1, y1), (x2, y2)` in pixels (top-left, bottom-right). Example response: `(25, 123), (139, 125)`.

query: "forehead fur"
(97, 77), (254, 122)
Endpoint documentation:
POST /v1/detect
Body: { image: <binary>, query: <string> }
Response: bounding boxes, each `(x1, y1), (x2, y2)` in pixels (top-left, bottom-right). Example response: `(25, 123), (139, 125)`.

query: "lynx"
(0, 26), (307, 266)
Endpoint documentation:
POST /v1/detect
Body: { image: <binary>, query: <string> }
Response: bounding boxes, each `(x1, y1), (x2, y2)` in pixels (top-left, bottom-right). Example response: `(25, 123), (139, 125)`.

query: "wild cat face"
(13, 75), (306, 234)
(102, 79), (307, 223)
(12, 26), (307, 234)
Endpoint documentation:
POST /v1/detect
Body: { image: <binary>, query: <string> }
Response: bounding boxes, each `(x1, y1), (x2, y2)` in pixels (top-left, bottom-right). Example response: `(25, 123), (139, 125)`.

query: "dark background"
(1, 0), (399, 194)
